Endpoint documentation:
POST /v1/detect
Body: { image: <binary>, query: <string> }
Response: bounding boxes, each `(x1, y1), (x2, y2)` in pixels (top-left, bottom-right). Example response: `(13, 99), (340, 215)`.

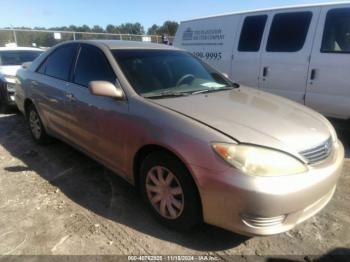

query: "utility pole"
(10, 25), (17, 45)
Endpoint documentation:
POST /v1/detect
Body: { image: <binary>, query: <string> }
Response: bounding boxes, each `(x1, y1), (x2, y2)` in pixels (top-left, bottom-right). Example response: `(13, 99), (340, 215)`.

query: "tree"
(1, 21), (176, 48)
(106, 24), (116, 33)
(117, 23), (144, 35)
(147, 24), (160, 35)
(92, 25), (104, 33)
(77, 25), (91, 32)
(158, 21), (179, 36)
(68, 25), (78, 32)
(147, 21), (179, 36)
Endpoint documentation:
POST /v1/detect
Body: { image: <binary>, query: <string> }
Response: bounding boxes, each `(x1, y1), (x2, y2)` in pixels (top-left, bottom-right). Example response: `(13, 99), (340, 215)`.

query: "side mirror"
(88, 81), (124, 100)
(22, 62), (31, 69)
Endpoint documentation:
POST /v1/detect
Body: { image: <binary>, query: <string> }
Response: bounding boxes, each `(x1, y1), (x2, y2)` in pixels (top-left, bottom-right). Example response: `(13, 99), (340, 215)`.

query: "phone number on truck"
(192, 52), (222, 60)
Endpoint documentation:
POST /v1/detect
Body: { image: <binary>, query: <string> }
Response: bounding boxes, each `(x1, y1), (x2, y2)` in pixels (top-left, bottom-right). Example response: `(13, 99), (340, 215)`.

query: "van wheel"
(26, 104), (51, 145)
(140, 152), (201, 231)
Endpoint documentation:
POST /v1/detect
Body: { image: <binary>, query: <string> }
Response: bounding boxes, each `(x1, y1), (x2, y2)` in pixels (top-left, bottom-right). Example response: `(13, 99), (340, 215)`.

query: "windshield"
(0, 50), (43, 66)
(113, 50), (234, 98)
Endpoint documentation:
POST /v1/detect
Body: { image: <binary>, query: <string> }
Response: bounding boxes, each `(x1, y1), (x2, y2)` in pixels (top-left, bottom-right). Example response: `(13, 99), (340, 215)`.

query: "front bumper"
(192, 140), (344, 236)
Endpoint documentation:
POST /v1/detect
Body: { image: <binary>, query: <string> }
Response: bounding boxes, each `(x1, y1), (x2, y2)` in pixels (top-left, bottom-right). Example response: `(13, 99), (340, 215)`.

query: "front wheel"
(140, 152), (201, 231)
(26, 104), (51, 145)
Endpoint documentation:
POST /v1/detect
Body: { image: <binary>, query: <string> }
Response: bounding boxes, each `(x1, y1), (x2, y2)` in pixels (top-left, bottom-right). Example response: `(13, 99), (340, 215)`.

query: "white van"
(174, 2), (350, 120)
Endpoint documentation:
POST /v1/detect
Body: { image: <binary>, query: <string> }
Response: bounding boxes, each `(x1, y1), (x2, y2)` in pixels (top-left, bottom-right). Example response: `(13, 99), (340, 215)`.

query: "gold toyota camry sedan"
(15, 40), (344, 236)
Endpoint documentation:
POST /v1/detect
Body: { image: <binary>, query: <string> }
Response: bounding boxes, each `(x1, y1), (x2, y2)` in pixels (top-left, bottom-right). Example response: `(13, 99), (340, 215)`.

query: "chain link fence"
(0, 29), (174, 49)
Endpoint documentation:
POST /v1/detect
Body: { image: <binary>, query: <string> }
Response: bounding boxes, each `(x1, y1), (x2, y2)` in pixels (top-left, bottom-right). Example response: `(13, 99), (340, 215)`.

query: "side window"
(73, 45), (116, 87)
(37, 44), (77, 81)
(321, 8), (350, 53)
(238, 15), (268, 52)
(266, 12), (312, 52)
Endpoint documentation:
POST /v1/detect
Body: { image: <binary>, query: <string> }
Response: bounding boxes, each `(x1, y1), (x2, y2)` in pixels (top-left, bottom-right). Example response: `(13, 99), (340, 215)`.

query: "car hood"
(0, 65), (21, 77)
(152, 87), (332, 156)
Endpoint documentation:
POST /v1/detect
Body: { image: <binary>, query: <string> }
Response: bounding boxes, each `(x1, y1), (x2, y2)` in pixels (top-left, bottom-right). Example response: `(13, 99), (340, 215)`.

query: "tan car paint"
(16, 40), (344, 236)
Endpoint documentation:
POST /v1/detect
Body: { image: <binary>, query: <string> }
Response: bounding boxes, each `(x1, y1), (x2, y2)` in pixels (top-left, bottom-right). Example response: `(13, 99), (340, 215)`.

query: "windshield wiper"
(191, 86), (236, 95)
(144, 91), (190, 99)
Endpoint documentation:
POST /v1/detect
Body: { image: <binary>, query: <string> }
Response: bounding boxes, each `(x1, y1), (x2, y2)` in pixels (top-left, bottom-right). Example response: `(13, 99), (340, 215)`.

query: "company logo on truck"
(183, 28), (195, 41)
(182, 27), (225, 41)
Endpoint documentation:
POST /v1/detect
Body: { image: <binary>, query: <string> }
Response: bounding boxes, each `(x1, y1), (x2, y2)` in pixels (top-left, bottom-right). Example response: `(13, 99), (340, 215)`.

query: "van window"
(321, 8), (350, 53)
(238, 15), (268, 52)
(266, 12), (312, 52)
(73, 45), (116, 87)
(37, 44), (77, 81)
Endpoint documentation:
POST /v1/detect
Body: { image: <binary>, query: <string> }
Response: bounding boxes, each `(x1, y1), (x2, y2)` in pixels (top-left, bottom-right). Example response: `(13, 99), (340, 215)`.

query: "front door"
(68, 44), (129, 175)
(259, 8), (320, 104)
(231, 13), (268, 88)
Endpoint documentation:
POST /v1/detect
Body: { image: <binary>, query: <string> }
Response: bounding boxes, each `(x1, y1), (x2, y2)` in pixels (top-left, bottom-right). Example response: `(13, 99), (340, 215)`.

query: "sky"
(1, 0), (347, 31)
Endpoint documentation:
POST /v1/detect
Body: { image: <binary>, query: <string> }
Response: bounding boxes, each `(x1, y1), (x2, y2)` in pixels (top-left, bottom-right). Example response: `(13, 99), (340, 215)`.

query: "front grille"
(241, 214), (286, 228)
(299, 137), (333, 165)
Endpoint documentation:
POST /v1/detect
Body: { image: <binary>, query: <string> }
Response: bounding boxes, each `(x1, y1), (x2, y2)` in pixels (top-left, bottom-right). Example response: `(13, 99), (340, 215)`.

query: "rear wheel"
(140, 152), (201, 231)
(26, 104), (51, 145)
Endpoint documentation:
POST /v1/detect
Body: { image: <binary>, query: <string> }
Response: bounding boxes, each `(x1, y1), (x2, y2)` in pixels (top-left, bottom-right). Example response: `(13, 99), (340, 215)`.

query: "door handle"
(310, 69), (316, 80)
(263, 67), (269, 77)
(65, 92), (76, 101)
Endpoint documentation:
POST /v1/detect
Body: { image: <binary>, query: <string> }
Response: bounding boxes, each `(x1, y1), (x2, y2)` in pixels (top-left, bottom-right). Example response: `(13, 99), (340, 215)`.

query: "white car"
(0, 46), (43, 112)
(174, 2), (350, 120)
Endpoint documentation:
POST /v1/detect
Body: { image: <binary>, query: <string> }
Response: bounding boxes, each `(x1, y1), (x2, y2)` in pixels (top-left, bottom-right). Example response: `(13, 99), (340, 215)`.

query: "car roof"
(64, 40), (181, 51)
(0, 46), (44, 52)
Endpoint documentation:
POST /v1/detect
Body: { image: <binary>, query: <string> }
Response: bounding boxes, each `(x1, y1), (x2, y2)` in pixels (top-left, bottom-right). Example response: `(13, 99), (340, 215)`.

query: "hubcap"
(145, 166), (184, 219)
(29, 110), (41, 139)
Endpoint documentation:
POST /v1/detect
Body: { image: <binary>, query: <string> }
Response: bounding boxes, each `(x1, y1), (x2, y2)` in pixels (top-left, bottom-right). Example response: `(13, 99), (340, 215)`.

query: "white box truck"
(174, 2), (350, 120)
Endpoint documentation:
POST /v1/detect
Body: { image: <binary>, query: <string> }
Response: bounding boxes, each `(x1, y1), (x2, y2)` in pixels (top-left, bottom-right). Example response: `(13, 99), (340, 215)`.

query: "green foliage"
(147, 24), (160, 35)
(147, 21), (179, 36)
(0, 21), (178, 47)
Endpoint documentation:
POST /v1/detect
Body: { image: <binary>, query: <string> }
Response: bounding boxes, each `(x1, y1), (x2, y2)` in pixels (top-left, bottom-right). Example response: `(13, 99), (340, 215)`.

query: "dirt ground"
(0, 111), (349, 259)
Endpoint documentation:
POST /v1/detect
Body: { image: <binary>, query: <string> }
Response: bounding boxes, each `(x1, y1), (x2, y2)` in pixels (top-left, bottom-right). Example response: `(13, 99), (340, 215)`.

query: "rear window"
(37, 44), (77, 81)
(321, 8), (350, 53)
(0, 50), (43, 66)
(238, 15), (268, 52)
(266, 12), (312, 52)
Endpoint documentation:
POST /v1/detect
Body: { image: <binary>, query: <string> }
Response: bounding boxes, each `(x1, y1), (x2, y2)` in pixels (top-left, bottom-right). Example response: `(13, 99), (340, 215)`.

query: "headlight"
(6, 83), (16, 92)
(3, 75), (16, 84)
(212, 143), (307, 177)
(1, 75), (17, 92)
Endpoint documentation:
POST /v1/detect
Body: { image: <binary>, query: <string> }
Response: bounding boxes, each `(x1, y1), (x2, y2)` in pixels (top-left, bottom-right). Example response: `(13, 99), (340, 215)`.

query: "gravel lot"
(0, 111), (349, 259)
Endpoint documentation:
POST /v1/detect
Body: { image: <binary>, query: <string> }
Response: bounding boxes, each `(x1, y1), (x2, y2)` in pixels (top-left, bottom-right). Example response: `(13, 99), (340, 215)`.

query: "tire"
(0, 96), (10, 114)
(0, 100), (10, 114)
(140, 151), (201, 231)
(26, 104), (51, 145)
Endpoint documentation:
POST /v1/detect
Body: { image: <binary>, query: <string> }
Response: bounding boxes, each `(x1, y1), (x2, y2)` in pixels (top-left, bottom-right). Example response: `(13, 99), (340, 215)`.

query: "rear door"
(231, 13), (269, 87)
(34, 43), (78, 138)
(259, 8), (320, 104)
(306, 4), (350, 119)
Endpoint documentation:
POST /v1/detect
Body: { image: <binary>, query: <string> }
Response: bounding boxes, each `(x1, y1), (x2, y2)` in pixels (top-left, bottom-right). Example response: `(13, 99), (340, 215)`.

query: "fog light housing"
(241, 214), (286, 228)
